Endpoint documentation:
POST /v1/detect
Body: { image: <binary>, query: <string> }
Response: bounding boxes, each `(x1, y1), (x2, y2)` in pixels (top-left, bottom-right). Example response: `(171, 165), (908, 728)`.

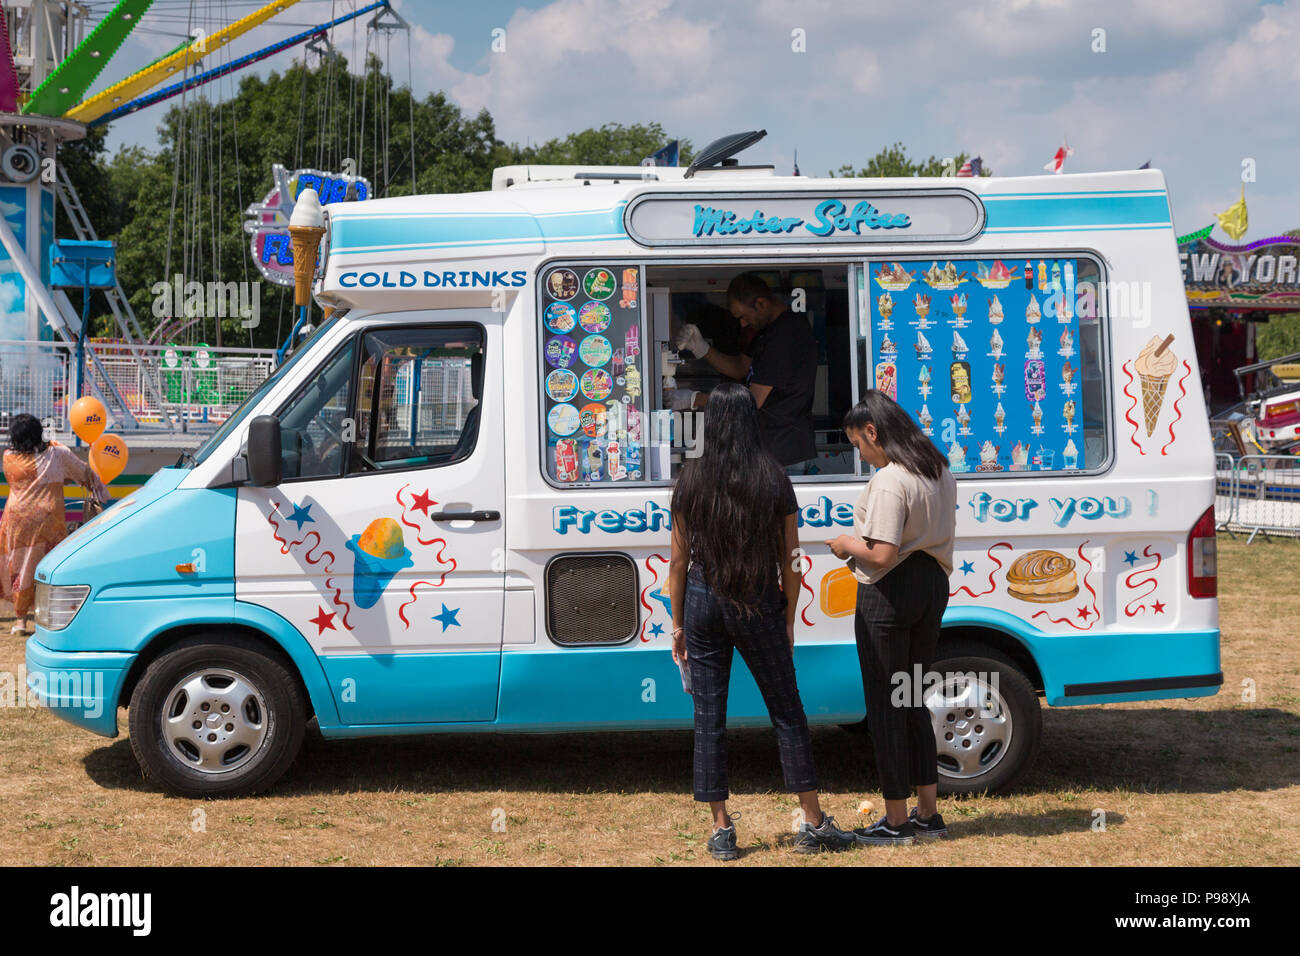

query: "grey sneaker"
(909, 807), (948, 840)
(853, 815), (915, 846)
(707, 811), (741, 861)
(794, 812), (856, 854)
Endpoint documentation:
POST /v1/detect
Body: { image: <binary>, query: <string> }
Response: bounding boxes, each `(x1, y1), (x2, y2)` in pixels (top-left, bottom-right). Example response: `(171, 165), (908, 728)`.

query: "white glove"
(675, 324), (710, 359)
(668, 388), (699, 411)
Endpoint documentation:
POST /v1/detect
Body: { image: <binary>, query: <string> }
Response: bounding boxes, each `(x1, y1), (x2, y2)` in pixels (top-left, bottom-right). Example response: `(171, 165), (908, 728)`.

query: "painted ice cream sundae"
(1011, 441), (1030, 471)
(951, 292), (968, 317)
(875, 261), (917, 290)
(914, 292), (931, 317)
(987, 295), (1004, 324)
(976, 440), (1002, 472)
(346, 517), (415, 609)
(947, 441), (968, 472)
(1063, 438), (1079, 468)
(924, 260), (966, 289)
(975, 259), (1020, 288)
(1026, 294), (1041, 324)
(877, 291), (894, 318)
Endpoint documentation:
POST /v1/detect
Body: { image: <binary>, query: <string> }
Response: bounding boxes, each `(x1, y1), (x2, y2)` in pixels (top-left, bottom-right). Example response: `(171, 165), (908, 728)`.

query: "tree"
(834, 142), (992, 178)
(497, 121), (692, 168)
(1257, 314), (1300, 362)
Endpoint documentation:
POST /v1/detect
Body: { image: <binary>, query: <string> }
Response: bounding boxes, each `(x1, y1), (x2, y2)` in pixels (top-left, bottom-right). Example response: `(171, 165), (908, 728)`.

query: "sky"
(89, 0), (1300, 239)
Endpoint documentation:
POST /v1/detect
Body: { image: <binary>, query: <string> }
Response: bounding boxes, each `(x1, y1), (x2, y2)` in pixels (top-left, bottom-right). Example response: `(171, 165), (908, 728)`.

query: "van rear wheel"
(929, 644), (1041, 795)
(128, 634), (305, 798)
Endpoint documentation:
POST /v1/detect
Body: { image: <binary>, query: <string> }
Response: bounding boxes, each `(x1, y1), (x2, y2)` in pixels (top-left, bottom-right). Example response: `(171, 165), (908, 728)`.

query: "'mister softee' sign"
(1179, 235), (1300, 310)
(625, 190), (985, 247)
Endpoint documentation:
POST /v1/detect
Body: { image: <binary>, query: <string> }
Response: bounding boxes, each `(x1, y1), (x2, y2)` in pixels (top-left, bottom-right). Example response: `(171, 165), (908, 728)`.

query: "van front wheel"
(927, 645), (1041, 795)
(127, 635), (305, 797)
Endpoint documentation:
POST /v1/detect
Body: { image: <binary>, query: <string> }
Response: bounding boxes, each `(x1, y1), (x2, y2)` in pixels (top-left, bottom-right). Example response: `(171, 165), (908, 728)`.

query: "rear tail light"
(1188, 506), (1217, 598)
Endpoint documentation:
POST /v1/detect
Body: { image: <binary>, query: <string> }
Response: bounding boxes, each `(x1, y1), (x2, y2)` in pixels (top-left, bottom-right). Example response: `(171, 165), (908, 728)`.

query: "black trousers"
(854, 551), (949, 800)
(684, 563), (818, 802)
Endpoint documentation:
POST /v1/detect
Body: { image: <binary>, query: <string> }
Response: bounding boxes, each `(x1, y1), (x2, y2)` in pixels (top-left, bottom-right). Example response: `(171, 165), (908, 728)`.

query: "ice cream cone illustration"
(919, 364), (932, 394)
(951, 292), (967, 317)
(880, 333), (897, 354)
(992, 363), (1005, 387)
(1027, 327), (1042, 353)
(1032, 401), (1043, 429)
(346, 517), (415, 609)
(289, 188), (326, 308)
(994, 402), (1006, 430)
(1063, 400), (1076, 426)
(952, 329), (969, 354)
(914, 292), (931, 317)
(956, 404), (971, 430)
(915, 330), (931, 355)
(988, 295), (1003, 324)
(1026, 294), (1041, 324)
(878, 291), (894, 318)
(1135, 333), (1178, 436)
(990, 328), (1004, 356)
(918, 404), (933, 429)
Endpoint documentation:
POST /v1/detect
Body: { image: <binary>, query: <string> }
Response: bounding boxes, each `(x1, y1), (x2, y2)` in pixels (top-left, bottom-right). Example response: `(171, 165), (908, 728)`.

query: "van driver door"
(234, 310), (505, 725)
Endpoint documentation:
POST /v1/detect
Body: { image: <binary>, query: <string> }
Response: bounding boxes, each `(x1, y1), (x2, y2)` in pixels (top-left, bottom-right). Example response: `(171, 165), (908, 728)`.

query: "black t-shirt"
(689, 475), (799, 569)
(744, 309), (817, 465)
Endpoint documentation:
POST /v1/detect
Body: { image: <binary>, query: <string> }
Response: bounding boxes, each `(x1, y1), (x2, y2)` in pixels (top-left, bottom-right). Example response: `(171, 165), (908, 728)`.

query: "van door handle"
(430, 509), (500, 522)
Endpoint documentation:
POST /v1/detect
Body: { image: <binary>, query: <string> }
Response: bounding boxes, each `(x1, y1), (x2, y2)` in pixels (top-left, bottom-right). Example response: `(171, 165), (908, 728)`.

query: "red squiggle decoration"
(1120, 362), (1144, 454)
(396, 483), (421, 532)
(1122, 545), (1163, 617)
(266, 502), (290, 549)
(398, 580), (450, 629)
(301, 533), (336, 570)
(798, 557), (815, 626)
(949, 542), (1012, 598)
(638, 553), (667, 641)
(1159, 361), (1191, 457)
(1033, 541), (1097, 630)
(265, 503), (355, 631)
(323, 577), (354, 630)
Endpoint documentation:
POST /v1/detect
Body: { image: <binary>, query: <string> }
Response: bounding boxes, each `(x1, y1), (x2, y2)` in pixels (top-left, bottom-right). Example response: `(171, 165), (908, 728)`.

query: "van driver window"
(275, 340), (355, 481)
(349, 325), (484, 473)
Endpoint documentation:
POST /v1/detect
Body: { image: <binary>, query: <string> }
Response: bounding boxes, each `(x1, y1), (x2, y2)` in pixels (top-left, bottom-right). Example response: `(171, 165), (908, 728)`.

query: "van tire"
(930, 642), (1041, 795)
(127, 634), (305, 798)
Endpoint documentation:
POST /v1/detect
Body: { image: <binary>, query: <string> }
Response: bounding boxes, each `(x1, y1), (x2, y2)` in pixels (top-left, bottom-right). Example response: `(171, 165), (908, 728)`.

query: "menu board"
(541, 265), (647, 483)
(869, 257), (1084, 474)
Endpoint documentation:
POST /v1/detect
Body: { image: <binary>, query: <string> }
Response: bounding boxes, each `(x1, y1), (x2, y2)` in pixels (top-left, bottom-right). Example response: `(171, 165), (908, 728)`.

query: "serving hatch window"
(537, 261), (859, 487)
(859, 255), (1108, 475)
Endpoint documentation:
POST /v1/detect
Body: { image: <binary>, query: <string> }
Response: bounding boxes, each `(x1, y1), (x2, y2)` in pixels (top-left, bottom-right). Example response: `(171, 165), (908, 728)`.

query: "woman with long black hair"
(668, 382), (854, 859)
(827, 389), (957, 845)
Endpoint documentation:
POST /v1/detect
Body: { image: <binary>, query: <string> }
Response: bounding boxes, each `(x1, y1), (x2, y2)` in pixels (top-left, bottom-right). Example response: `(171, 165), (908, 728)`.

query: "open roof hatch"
(683, 129), (768, 178)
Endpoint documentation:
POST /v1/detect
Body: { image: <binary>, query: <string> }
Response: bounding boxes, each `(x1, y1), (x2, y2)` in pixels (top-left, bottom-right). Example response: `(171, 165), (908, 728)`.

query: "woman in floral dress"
(0, 415), (107, 634)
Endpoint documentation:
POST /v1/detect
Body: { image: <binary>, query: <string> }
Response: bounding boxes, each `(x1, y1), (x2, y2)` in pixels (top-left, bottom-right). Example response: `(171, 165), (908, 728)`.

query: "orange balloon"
(70, 396), (108, 443)
(89, 434), (128, 483)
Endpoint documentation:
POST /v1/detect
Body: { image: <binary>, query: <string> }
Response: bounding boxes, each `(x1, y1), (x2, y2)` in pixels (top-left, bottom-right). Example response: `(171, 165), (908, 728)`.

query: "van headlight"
(34, 582), (91, 630)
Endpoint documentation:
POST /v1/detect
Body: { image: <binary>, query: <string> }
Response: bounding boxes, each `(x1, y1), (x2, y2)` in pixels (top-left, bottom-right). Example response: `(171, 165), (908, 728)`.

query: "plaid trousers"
(684, 563), (818, 802)
(854, 550), (949, 800)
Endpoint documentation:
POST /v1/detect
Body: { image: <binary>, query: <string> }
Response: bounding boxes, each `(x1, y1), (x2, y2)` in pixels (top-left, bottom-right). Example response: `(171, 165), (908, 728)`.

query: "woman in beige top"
(827, 389), (956, 845)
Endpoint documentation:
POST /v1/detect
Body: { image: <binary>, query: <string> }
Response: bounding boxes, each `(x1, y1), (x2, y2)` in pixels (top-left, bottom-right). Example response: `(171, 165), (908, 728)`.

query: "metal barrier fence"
(1217, 453), (1300, 542)
(0, 339), (276, 440)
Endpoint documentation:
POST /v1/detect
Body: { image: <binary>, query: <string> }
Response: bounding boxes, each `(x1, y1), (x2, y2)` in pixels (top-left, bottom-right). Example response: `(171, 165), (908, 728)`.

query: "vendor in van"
(671, 273), (818, 474)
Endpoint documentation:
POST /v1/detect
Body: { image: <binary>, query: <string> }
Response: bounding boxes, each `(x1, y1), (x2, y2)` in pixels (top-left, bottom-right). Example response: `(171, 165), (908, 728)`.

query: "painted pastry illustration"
(924, 260), (966, 289)
(880, 333), (897, 354)
(1063, 438), (1080, 468)
(952, 329), (969, 355)
(820, 566), (858, 617)
(990, 328), (1004, 356)
(1135, 334), (1178, 436)
(877, 291), (894, 319)
(874, 261), (917, 290)
(987, 295), (1004, 324)
(915, 330), (932, 355)
(346, 518), (415, 609)
(914, 292), (931, 318)
(976, 260), (1020, 288)
(976, 440), (1002, 472)
(1006, 549), (1079, 603)
(1026, 294), (1041, 324)
(1011, 441), (1030, 471)
(947, 442), (968, 473)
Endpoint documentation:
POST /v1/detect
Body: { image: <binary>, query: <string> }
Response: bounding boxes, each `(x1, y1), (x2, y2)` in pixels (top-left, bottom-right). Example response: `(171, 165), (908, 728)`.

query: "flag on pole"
(1138, 160), (1151, 169)
(1044, 142), (1073, 174)
(956, 156), (983, 177)
(643, 140), (680, 167)
(1216, 185), (1249, 241)
(793, 149), (800, 176)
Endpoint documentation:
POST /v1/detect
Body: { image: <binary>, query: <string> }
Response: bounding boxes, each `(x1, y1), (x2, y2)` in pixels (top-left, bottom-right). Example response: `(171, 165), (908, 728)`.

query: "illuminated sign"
(1179, 235), (1300, 310)
(243, 164), (371, 287)
(625, 190), (984, 246)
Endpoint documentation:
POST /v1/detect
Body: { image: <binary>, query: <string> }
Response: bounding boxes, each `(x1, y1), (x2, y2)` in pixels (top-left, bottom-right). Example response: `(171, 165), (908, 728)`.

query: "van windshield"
(187, 313), (344, 467)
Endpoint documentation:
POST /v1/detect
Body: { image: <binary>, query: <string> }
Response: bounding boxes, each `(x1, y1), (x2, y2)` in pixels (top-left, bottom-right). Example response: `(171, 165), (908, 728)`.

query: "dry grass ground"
(1, 536), (1298, 866)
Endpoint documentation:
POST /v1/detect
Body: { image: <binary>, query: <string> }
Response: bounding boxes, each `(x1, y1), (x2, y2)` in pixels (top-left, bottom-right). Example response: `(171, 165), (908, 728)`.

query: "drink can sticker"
(580, 402), (608, 438)
(584, 267), (617, 300)
(544, 301), (577, 333)
(545, 335), (577, 368)
(547, 402), (580, 436)
(578, 301), (612, 333)
(546, 368), (579, 402)
(578, 334), (612, 367)
(546, 268), (579, 300)
(580, 368), (613, 401)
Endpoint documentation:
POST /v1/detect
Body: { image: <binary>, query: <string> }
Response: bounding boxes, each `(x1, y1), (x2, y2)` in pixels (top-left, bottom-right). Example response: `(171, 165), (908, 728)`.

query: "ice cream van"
(26, 133), (1219, 797)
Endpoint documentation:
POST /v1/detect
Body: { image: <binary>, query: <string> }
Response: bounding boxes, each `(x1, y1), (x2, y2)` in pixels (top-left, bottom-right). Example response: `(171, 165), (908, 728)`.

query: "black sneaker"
(707, 811), (741, 861)
(793, 812), (856, 854)
(853, 815), (915, 846)
(909, 807), (948, 840)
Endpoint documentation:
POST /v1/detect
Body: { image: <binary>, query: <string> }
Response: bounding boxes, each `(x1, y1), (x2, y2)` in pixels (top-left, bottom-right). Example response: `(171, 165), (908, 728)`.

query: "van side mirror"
(246, 416), (283, 487)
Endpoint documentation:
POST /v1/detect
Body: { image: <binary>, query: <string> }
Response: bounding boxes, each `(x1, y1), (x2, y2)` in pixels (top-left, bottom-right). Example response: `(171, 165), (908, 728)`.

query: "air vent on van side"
(545, 553), (639, 646)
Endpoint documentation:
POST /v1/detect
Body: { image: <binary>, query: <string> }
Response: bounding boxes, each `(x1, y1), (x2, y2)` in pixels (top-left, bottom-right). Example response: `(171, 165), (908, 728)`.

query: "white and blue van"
(27, 141), (1219, 797)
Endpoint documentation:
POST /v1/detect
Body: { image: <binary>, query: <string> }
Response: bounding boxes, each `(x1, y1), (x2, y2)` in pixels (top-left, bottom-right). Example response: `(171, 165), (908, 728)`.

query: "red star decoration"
(309, 607), (337, 634)
(410, 489), (436, 515)
(1076, 606), (1091, 620)
(1151, 600), (1166, 614)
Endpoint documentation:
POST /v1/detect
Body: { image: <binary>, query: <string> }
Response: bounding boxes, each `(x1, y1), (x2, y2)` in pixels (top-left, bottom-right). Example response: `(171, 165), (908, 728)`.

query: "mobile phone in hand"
(678, 657), (693, 695)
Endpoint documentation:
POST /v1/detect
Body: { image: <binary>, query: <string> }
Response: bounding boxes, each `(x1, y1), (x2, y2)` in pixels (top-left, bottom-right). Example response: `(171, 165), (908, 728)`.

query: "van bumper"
(24, 637), (132, 738)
